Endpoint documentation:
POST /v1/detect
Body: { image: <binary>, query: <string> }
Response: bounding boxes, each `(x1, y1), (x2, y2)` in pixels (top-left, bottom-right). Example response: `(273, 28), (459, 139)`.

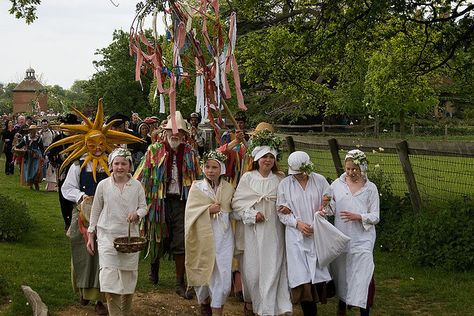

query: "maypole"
(129, 0), (247, 143)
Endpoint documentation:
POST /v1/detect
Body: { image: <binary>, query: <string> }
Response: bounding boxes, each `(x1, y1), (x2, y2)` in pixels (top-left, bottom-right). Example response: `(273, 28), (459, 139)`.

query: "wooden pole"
(220, 97), (248, 147)
(286, 136), (295, 154)
(396, 140), (422, 212)
(327, 138), (344, 177)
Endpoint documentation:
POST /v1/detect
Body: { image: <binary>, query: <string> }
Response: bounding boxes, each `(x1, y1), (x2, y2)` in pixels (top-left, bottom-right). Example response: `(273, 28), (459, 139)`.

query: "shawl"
(185, 179), (234, 286)
(232, 171), (279, 251)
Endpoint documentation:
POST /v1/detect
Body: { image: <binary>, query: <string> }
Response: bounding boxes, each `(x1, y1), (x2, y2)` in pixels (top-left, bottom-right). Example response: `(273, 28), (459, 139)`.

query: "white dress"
(277, 173), (332, 288)
(329, 173), (380, 309)
(193, 180), (234, 308)
(232, 170), (292, 316)
(88, 174), (147, 294)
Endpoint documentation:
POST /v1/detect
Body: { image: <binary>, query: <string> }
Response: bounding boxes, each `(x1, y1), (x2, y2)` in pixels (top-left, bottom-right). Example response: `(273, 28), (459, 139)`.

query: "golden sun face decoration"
(47, 98), (143, 182)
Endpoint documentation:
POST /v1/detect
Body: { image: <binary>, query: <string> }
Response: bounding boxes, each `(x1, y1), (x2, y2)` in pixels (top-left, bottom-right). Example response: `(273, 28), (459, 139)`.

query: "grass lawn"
(1, 156), (473, 315)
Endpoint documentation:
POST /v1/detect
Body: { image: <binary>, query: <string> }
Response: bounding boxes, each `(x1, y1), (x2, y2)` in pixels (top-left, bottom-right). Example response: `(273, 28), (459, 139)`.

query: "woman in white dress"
(327, 149), (379, 316)
(86, 148), (147, 316)
(185, 150), (235, 316)
(232, 129), (292, 316)
(277, 151), (333, 316)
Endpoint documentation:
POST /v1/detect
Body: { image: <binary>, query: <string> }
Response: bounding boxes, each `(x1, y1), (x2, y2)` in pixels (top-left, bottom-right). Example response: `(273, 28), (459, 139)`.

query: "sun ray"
(59, 141), (84, 155)
(46, 134), (84, 152)
(72, 108), (93, 128)
(59, 147), (87, 176)
(49, 98), (142, 182)
(98, 155), (110, 176)
(91, 159), (99, 182)
(92, 98), (104, 130)
(102, 119), (123, 133)
(80, 155), (93, 169)
(56, 124), (90, 133)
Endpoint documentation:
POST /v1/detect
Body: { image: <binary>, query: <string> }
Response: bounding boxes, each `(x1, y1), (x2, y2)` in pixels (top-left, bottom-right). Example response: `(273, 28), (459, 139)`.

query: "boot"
(175, 278), (193, 299)
(149, 259), (160, 285)
(301, 301), (317, 316)
(200, 303), (212, 316)
(337, 300), (347, 316)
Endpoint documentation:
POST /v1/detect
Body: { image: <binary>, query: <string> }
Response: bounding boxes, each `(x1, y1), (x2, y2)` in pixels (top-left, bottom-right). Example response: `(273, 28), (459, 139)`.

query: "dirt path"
(56, 289), (304, 315)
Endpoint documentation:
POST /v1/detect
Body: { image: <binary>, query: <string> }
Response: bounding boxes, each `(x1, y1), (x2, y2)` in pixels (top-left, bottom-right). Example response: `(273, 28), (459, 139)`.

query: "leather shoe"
(95, 301), (108, 315)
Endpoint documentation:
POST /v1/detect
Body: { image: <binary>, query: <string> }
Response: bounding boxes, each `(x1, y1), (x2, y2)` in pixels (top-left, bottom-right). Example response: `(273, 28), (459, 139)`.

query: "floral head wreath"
(345, 149), (368, 173)
(46, 98), (143, 182)
(108, 148), (134, 172)
(247, 129), (283, 160)
(201, 150), (227, 175)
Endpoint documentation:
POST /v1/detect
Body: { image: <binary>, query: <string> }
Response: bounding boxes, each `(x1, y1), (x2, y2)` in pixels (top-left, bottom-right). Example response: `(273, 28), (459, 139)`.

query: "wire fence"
(288, 138), (474, 206)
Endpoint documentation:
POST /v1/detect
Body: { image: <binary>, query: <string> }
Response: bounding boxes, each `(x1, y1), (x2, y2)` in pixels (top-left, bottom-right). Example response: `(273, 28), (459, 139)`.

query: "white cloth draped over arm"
(61, 163), (84, 203)
(360, 184), (380, 230)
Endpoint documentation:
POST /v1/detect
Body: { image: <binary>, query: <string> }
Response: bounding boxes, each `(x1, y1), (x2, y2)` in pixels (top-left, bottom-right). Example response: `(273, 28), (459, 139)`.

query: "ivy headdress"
(201, 150), (227, 175)
(247, 129), (282, 161)
(345, 149), (368, 173)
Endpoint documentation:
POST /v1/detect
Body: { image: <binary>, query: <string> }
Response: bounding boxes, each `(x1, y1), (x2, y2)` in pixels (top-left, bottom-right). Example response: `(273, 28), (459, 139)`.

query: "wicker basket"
(113, 223), (147, 253)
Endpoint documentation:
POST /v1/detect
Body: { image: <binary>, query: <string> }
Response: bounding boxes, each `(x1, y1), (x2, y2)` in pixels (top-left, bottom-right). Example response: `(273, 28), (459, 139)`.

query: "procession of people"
(1, 108), (380, 316)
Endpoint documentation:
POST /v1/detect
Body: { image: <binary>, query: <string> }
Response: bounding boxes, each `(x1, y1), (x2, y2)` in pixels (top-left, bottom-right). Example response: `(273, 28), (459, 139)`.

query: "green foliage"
(0, 194), (32, 241)
(85, 30), (153, 116)
(403, 199), (474, 271)
(0, 83), (16, 114)
(369, 168), (411, 251)
(8, 0), (41, 24)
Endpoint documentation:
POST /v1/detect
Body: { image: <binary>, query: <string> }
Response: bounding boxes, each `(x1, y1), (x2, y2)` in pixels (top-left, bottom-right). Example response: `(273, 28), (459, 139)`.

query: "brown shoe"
(79, 297), (90, 306)
(200, 303), (212, 316)
(175, 283), (193, 300)
(95, 301), (108, 315)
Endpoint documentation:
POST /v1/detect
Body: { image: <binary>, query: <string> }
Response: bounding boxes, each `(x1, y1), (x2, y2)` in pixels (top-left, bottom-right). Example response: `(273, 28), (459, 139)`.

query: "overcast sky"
(0, 0), (148, 89)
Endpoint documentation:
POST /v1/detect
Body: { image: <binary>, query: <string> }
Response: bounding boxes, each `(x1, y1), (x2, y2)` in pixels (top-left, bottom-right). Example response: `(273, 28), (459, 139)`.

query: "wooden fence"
(286, 136), (474, 211)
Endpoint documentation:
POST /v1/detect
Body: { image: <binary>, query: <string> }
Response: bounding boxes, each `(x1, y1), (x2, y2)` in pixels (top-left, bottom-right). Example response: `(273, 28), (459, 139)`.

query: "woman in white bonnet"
(86, 148), (147, 316)
(232, 129), (292, 316)
(277, 151), (333, 316)
(325, 149), (380, 316)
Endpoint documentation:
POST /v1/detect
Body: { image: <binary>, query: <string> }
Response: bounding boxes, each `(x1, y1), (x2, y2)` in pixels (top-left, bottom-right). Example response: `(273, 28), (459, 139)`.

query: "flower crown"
(247, 129), (283, 155)
(201, 150), (227, 165)
(345, 150), (368, 169)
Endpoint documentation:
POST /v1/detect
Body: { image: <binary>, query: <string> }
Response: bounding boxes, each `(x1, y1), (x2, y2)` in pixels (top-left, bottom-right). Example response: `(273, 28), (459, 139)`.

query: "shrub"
(0, 193), (32, 241)
(369, 168), (411, 251)
(405, 198), (474, 271)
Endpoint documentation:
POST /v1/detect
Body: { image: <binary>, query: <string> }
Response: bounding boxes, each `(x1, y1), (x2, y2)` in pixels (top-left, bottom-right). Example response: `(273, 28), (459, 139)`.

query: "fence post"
(445, 124), (448, 139)
(327, 138), (344, 177)
(321, 122), (326, 136)
(396, 140), (421, 212)
(286, 136), (296, 154)
(411, 124), (415, 136)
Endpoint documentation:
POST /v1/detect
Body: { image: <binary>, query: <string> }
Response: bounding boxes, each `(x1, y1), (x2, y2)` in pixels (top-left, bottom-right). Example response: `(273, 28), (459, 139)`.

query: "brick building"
(12, 68), (48, 114)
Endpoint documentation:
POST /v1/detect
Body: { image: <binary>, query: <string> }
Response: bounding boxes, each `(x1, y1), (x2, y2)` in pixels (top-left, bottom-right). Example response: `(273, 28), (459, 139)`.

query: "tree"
(84, 30), (153, 116)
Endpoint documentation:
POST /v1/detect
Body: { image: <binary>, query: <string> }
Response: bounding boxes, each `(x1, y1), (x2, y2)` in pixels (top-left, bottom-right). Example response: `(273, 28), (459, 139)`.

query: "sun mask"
(46, 98), (143, 182)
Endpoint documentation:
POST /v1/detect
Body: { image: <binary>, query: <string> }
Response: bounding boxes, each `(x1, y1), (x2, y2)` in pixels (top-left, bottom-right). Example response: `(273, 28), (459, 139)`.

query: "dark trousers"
(4, 151), (14, 174)
(58, 179), (74, 229)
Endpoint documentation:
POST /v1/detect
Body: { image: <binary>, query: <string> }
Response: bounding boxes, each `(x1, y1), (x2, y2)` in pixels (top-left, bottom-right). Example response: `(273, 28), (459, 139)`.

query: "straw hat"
(26, 124), (40, 131)
(164, 111), (189, 133)
(250, 122), (273, 135)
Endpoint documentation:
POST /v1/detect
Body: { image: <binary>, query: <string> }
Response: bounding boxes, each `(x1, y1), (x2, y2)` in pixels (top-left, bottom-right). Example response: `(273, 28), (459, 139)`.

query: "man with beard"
(135, 111), (201, 299)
